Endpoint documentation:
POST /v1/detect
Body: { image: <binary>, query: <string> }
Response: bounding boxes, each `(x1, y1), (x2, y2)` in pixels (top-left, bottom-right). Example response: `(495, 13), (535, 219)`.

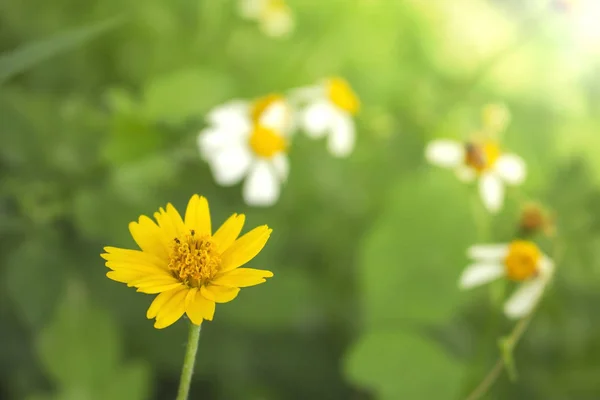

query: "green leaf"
(98, 362), (151, 400)
(345, 330), (464, 399)
(141, 68), (235, 123)
(359, 169), (477, 325)
(0, 16), (124, 84)
(36, 281), (121, 389)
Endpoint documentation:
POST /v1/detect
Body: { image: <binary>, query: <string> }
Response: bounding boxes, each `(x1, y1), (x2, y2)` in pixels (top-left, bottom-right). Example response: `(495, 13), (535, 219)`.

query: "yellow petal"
(106, 270), (146, 284)
(147, 287), (186, 319)
(213, 214), (245, 253)
(128, 216), (169, 259)
(137, 282), (184, 294)
(101, 247), (167, 269)
(219, 225), (272, 273)
(200, 284), (240, 303)
(184, 194), (211, 236)
(154, 204), (186, 242)
(212, 268), (274, 288)
(185, 291), (216, 324)
(128, 275), (180, 288)
(154, 288), (189, 329)
(105, 261), (170, 278)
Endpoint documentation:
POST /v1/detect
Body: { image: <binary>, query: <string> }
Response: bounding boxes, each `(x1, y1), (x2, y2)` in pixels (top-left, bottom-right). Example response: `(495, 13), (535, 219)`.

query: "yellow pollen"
(326, 77), (360, 115)
(250, 93), (285, 124)
(464, 140), (501, 173)
(249, 125), (287, 158)
(504, 240), (541, 281)
(168, 230), (221, 287)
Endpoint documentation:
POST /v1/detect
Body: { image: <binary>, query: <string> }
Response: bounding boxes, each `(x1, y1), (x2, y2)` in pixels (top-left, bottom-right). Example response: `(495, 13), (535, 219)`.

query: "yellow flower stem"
(176, 322), (202, 400)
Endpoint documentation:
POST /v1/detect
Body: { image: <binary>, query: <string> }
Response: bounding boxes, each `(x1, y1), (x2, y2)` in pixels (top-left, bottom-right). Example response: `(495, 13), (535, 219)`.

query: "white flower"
(425, 138), (526, 213)
(293, 77), (360, 158)
(238, 0), (295, 38)
(459, 241), (554, 319)
(197, 94), (294, 207)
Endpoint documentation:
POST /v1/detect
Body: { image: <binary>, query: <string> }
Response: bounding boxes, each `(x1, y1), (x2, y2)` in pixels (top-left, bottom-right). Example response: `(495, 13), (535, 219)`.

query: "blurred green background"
(2, 0), (600, 399)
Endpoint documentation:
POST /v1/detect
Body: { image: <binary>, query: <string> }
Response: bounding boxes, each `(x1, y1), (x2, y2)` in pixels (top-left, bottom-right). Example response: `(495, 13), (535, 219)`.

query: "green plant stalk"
(176, 322), (202, 400)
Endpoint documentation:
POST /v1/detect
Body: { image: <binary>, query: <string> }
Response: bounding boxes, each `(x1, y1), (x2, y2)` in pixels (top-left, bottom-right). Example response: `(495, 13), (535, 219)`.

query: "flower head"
(101, 194), (274, 329)
(425, 136), (526, 213)
(239, 0), (295, 38)
(459, 241), (554, 319)
(198, 94), (293, 206)
(294, 77), (360, 157)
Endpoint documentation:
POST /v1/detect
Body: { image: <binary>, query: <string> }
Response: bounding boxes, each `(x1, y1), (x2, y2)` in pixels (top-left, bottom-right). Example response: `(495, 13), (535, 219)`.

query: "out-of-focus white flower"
(197, 94), (294, 207)
(425, 137), (526, 213)
(459, 241), (554, 319)
(238, 0), (295, 38)
(293, 77), (360, 158)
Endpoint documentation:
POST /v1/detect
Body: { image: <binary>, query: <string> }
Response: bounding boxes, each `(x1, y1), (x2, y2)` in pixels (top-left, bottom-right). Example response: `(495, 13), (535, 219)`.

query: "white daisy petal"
(467, 244), (509, 261)
(327, 111), (355, 157)
(503, 278), (546, 319)
(302, 100), (335, 138)
(243, 160), (280, 206)
(197, 126), (247, 161)
(210, 145), (253, 186)
(271, 153), (289, 181)
(495, 154), (527, 185)
(259, 100), (290, 133)
(206, 101), (251, 132)
(455, 166), (476, 183)
(425, 140), (465, 168)
(459, 263), (505, 289)
(538, 256), (555, 280)
(479, 173), (504, 213)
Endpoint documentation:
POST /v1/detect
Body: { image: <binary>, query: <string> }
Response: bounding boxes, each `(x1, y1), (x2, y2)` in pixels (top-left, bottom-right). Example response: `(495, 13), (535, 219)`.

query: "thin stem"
(176, 322), (202, 400)
(465, 359), (504, 400)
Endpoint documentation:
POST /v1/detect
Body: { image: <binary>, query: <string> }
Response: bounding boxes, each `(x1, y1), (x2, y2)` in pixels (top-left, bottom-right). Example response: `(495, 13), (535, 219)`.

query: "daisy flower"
(197, 94), (293, 207)
(425, 136), (526, 213)
(101, 194), (274, 329)
(459, 240), (554, 319)
(294, 77), (360, 158)
(238, 0), (295, 38)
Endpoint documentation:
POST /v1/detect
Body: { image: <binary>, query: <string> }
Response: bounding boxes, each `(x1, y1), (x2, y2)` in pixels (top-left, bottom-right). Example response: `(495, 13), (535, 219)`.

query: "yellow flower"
(101, 194), (274, 329)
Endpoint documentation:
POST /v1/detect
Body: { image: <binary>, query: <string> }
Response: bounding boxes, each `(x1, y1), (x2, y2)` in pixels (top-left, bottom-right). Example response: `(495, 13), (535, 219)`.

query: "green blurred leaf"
(141, 68), (235, 123)
(345, 330), (464, 399)
(359, 169), (477, 325)
(97, 362), (151, 400)
(0, 16), (124, 84)
(37, 281), (120, 389)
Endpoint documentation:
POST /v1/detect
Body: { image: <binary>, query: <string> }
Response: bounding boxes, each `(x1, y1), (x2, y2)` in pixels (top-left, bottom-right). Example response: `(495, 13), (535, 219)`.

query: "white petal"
(479, 173), (504, 213)
(495, 154), (526, 185)
(206, 101), (251, 132)
(238, 0), (265, 19)
(260, 9), (294, 38)
(459, 263), (505, 289)
(467, 244), (509, 261)
(301, 100), (335, 138)
(538, 256), (555, 281)
(242, 160), (280, 206)
(271, 153), (289, 181)
(504, 279), (546, 319)
(425, 140), (465, 168)
(259, 100), (291, 133)
(327, 111), (355, 157)
(209, 145), (253, 186)
(197, 126), (246, 161)
(455, 166), (476, 183)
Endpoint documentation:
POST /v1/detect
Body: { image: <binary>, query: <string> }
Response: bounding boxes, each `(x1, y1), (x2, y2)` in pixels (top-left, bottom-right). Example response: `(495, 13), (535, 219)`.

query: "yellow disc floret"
(249, 125), (287, 158)
(464, 140), (501, 173)
(504, 240), (541, 281)
(327, 77), (360, 115)
(168, 230), (221, 287)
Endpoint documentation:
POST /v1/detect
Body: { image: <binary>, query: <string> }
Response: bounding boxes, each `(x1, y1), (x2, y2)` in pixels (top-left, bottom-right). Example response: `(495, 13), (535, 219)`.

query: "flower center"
(168, 230), (221, 287)
(464, 141), (501, 172)
(249, 125), (287, 158)
(327, 77), (360, 115)
(504, 240), (541, 281)
(250, 93), (285, 124)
